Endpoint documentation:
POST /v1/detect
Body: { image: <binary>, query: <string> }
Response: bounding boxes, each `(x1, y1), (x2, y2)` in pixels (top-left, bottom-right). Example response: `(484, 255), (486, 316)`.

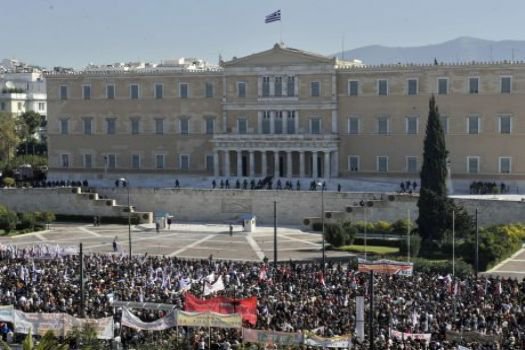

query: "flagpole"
(452, 210), (455, 277)
(279, 18), (283, 44)
(407, 209), (410, 262)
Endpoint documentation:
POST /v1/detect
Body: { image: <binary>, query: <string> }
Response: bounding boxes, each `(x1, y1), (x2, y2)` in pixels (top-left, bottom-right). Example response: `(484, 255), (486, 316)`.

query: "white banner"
(0, 305), (14, 323)
(64, 315), (114, 340)
(303, 334), (352, 348)
(355, 296), (365, 341)
(121, 307), (177, 331)
(389, 329), (431, 343)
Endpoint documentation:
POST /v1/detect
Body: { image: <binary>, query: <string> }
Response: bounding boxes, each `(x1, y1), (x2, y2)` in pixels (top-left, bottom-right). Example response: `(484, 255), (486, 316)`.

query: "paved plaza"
(485, 246), (525, 279)
(0, 222), (351, 262)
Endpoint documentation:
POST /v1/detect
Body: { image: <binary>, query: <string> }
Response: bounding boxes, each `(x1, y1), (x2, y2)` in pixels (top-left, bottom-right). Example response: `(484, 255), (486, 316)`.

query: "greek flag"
(265, 10), (281, 23)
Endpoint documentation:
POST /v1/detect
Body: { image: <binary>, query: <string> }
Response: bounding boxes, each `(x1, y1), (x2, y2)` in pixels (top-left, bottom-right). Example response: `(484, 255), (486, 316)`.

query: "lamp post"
(119, 178), (132, 257)
(317, 182), (326, 273)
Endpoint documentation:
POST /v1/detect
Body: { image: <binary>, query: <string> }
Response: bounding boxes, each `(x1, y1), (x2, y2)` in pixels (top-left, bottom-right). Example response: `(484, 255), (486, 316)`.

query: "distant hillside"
(335, 37), (525, 65)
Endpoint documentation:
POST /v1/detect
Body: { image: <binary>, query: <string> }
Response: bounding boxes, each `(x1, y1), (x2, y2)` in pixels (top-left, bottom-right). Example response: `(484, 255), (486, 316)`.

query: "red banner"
(184, 293), (257, 325)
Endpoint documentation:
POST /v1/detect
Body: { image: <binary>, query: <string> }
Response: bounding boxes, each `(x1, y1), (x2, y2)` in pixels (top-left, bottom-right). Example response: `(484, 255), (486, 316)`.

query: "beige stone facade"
(45, 44), (525, 182)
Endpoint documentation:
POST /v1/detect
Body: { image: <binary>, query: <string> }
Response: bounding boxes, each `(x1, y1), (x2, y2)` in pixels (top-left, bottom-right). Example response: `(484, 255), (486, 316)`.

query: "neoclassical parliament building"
(46, 44), (525, 182)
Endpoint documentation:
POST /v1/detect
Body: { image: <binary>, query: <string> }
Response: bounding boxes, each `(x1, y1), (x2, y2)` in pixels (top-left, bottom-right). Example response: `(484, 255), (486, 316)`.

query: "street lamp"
(118, 178), (132, 257)
(316, 181), (326, 273)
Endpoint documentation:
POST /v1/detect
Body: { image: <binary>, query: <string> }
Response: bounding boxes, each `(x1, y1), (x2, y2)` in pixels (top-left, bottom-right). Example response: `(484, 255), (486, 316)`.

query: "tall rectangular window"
(82, 85), (91, 100)
(499, 115), (512, 134)
(377, 156), (388, 173)
(60, 119), (69, 135)
(467, 116), (480, 134)
(131, 119), (140, 135)
(205, 82), (213, 98)
(348, 117), (359, 134)
(440, 116), (449, 134)
(438, 78), (448, 95)
(205, 119), (214, 135)
(310, 118), (321, 134)
(348, 156), (360, 172)
(38, 102), (45, 111)
(407, 79), (418, 95)
(180, 155), (190, 169)
(378, 79), (388, 96)
(274, 111), (283, 134)
(107, 154), (116, 169)
(206, 155), (214, 172)
(274, 77), (282, 96)
(130, 84), (139, 99)
(467, 156), (479, 174)
(262, 77), (270, 97)
(406, 156), (417, 173)
(499, 157), (512, 174)
(60, 85), (68, 100)
(61, 154), (69, 168)
(106, 84), (115, 99)
(155, 84), (164, 99)
(469, 77), (479, 94)
(287, 76), (295, 96)
(377, 117), (389, 135)
(155, 118), (164, 135)
(84, 154), (92, 169)
(238, 118), (247, 134)
(180, 119), (189, 135)
(131, 154), (140, 169)
(501, 76), (512, 94)
(156, 154), (166, 169)
(83, 118), (92, 135)
(348, 80), (359, 96)
(180, 83), (188, 98)
(406, 117), (418, 134)
(106, 118), (116, 135)
(311, 81), (320, 97)
(237, 81), (246, 97)
(286, 111), (296, 134)
(262, 111), (271, 134)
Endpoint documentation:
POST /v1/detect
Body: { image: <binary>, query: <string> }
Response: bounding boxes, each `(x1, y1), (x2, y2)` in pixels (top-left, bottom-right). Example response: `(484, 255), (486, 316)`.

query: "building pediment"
(222, 43), (336, 68)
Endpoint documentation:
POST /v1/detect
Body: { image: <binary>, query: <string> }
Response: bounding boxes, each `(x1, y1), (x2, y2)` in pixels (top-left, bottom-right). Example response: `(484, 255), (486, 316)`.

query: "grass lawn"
(337, 244), (400, 255)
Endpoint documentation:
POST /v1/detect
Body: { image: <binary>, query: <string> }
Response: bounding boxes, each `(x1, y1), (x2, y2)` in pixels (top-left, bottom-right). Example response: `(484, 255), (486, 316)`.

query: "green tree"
(417, 95), (449, 242)
(17, 111), (42, 157)
(0, 112), (20, 164)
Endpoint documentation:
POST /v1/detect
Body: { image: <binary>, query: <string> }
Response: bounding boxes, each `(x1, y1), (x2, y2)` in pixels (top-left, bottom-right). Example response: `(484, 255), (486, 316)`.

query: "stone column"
(213, 150), (220, 177)
(282, 110), (288, 134)
(274, 150), (280, 178)
(224, 150), (230, 177)
(237, 150), (243, 177)
(261, 151), (267, 177)
(333, 150), (339, 178)
(270, 111), (275, 134)
(312, 151), (318, 178)
(249, 151), (255, 177)
(299, 151), (305, 178)
(270, 76), (275, 96)
(258, 111), (263, 134)
(286, 151), (292, 178)
(324, 151), (331, 179)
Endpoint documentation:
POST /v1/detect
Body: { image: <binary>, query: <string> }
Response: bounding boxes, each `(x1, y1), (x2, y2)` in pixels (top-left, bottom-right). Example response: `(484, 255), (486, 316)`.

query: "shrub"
(391, 219), (411, 235)
(17, 212), (36, 231)
(373, 221), (392, 234)
(408, 258), (473, 278)
(353, 221), (375, 233)
(399, 233), (422, 258)
(341, 221), (357, 245)
(2, 177), (15, 187)
(0, 208), (18, 233)
(325, 224), (346, 247)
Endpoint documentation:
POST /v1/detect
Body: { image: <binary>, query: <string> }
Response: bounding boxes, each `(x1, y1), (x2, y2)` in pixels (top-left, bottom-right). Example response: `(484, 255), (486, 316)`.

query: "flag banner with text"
(121, 307), (177, 331)
(0, 305), (14, 323)
(242, 328), (303, 345)
(64, 314), (114, 340)
(177, 311), (242, 328)
(446, 330), (502, 343)
(303, 332), (352, 348)
(355, 296), (365, 341)
(389, 329), (431, 343)
(358, 259), (413, 276)
(185, 293), (257, 325)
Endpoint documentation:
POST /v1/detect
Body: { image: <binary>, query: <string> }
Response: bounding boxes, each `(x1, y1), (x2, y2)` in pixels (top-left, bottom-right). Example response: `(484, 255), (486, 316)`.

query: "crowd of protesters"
(210, 178), (344, 192)
(0, 247), (523, 349)
(469, 182), (511, 195)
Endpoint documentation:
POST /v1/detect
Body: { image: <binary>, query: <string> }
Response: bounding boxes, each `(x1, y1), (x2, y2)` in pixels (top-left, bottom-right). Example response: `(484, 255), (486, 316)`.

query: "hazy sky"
(2, 0), (524, 68)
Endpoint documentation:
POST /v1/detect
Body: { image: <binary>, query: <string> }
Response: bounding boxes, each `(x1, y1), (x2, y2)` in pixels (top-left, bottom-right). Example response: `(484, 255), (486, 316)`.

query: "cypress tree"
(417, 95), (449, 241)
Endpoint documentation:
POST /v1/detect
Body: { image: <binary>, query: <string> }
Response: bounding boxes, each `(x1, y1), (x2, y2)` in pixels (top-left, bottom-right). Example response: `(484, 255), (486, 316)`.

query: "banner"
(355, 296), (364, 341)
(242, 328), (303, 345)
(121, 307), (177, 331)
(303, 333), (352, 348)
(389, 329), (431, 343)
(14, 311), (68, 337)
(185, 293), (257, 325)
(64, 314), (114, 340)
(358, 259), (413, 276)
(446, 330), (501, 343)
(0, 305), (14, 323)
(177, 311), (242, 328)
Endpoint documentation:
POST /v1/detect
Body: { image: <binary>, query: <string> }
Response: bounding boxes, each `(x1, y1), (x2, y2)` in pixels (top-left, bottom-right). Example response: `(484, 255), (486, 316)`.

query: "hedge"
(54, 214), (140, 225)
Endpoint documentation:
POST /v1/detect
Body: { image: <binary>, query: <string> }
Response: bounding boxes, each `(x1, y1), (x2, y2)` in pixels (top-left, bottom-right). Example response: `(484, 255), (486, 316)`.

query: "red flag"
(184, 293), (257, 325)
